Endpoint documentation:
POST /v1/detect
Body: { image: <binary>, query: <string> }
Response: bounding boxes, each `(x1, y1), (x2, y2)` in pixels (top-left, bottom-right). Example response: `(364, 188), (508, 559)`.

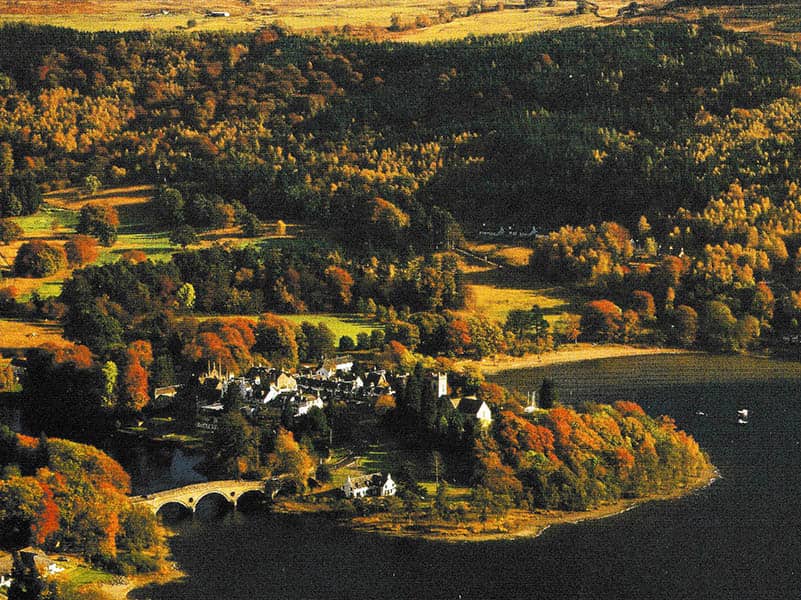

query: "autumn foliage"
(65, 234), (99, 266)
(581, 300), (623, 341)
(0, 427), (162, 568)
(121, 340), (153, 412)
(13, 240), (67, 277)
(482, 402), (710, 512)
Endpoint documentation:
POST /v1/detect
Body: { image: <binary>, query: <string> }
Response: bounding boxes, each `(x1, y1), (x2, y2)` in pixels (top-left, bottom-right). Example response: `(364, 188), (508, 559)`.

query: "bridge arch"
(236, 488), (267, 510)
(193, 490), (237, 519)
(155, 500), (193, 520)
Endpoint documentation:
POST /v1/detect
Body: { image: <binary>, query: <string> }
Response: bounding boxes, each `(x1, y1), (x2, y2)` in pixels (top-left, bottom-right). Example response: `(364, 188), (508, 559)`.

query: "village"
(166, 357), (494, 436)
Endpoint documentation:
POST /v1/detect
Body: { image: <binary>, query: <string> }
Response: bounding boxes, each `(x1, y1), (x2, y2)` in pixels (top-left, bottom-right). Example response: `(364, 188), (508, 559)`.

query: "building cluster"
(478, 224), (539, 240)
(342, 472), (396, 499)
(190, 357), (400, 432)
(179, 361), (493, 433)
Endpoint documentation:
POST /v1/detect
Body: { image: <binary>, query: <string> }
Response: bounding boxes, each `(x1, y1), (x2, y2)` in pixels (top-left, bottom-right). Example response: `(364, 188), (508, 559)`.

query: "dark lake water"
(132, 354), (801, 600)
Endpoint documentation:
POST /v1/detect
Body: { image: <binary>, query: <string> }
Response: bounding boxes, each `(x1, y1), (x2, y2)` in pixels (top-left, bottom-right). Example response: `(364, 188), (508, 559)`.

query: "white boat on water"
(737, 409), (749, 424)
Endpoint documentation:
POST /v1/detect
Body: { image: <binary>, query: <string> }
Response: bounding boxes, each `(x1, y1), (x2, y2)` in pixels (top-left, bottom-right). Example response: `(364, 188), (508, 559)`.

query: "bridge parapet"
(132, 480), (267, 514)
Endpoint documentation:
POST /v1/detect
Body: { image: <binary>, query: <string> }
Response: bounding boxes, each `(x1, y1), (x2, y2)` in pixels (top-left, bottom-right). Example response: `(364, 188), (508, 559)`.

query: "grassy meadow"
(196, 312), (380, 342)
(278, 313), (379, 341)
(455, 242), (582, 326)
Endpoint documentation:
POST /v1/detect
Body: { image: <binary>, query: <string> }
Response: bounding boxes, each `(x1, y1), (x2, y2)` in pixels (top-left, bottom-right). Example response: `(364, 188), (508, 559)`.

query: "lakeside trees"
(481, 401), (709, 511)
(0, 426), (163, 571)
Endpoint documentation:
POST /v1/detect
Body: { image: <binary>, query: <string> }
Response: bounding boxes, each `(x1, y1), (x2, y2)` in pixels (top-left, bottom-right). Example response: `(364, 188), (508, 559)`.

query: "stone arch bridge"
(132, 480), (268, 514)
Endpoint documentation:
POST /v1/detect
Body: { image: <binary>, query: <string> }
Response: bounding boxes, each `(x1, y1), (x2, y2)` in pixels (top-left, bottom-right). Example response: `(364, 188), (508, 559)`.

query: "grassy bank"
(347, 463), (717, 543)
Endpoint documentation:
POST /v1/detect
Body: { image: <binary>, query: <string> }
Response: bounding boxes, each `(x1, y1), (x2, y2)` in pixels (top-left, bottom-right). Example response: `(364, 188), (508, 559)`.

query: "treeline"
(0, 20), (799, 239)
(0, 426), (163, 572)
(54, 243), (463, 351)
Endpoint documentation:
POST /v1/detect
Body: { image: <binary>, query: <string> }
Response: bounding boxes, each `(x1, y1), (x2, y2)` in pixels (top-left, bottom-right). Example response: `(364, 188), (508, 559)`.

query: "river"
(129, 354), (801, 599)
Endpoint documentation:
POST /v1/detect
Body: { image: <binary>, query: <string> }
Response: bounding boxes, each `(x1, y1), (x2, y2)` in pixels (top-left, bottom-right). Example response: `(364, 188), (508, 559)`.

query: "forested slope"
(0, 20), (799, 238)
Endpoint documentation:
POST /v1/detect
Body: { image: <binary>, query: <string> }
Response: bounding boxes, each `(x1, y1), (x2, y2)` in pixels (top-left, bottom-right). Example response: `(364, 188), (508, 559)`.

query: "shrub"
(0, 218), (23, 244)
(77, 203), (119, 246)
(339, 335), (355, 351)
(65, 234), (99, 266)
(14, 240), (67, 277)
(316, 463), (333, 483)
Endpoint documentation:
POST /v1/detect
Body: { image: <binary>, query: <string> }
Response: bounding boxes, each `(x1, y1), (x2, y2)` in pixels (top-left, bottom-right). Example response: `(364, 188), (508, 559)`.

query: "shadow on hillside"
(116, 202), (153, 233)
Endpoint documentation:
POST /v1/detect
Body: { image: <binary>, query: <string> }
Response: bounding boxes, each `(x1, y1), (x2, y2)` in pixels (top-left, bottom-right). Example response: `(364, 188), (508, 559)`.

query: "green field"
(278, 313), (379, 341)
(458, 246), (583, 326)
(13, 205), (77, 233)
(196, 312), (380, 341)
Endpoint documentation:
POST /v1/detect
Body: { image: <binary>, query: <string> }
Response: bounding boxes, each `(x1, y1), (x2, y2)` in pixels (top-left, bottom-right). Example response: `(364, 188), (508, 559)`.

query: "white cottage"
(342, 473), (396, 498)
(451, 397), (493, 427)
(295, 394), (324, 416)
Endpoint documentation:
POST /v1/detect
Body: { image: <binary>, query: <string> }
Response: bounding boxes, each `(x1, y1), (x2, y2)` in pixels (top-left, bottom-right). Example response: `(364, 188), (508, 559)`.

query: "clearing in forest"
(454, 242), (582, 326)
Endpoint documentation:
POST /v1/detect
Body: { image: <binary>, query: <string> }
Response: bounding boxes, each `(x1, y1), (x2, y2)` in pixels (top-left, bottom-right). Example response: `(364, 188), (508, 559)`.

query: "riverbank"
(347, 463), (718, 543)
(459, 343), (694, 376)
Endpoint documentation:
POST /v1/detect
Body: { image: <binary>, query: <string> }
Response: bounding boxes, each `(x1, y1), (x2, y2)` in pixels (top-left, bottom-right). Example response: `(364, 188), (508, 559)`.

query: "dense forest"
(3, 18), (801, 436)
(0, 19), (799, 237)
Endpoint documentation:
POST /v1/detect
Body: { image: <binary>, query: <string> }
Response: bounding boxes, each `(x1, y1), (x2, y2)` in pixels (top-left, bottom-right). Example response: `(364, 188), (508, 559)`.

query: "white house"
(342, 473), (396, 498)
(380, 473), (396, 497)
(451, 397), (493, 427)
(263, 384), (281, 404)
(0, 552), (12, 589)
(342, 475), (371, 498)
(295, 394), (324, 417)
(317, 356), (354, 379)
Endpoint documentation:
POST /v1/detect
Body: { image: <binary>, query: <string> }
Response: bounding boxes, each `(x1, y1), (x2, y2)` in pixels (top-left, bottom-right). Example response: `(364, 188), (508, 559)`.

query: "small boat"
(737, 409), (749, 424)
(695, 411), (706, 417)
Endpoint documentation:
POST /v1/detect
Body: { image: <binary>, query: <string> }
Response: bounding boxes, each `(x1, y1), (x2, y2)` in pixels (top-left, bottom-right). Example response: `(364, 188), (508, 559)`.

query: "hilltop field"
(0, 0), (641, 38)
(0, 0), (799, 43)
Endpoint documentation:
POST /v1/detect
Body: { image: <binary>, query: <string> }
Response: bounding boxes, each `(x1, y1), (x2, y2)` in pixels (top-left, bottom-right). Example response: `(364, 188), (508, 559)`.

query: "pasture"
(1, 185), (298, 301)
(0, 0), (656, 40)
(454, 243), (581, 326)
(0, 317), (68, 354)
(194, 312), (379, 342)
(272, 313), (379, 341)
